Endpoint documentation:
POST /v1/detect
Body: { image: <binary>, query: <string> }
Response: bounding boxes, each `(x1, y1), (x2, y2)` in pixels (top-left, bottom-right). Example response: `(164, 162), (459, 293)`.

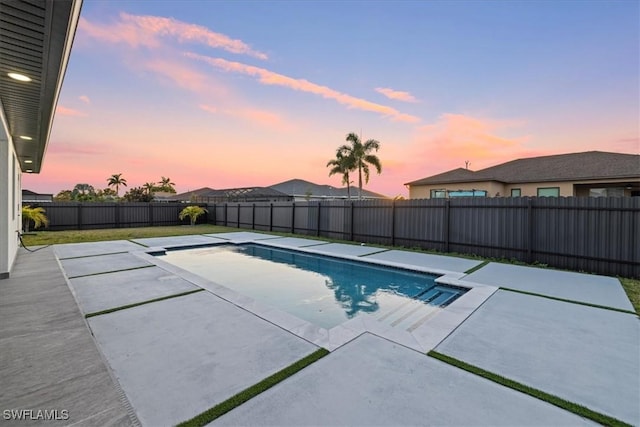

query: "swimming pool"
(157, 244), (467, 329)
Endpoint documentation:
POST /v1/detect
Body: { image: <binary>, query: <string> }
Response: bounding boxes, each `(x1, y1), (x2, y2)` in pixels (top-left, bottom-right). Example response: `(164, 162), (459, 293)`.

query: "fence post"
(224, 203), (228, 227)
(350, 202), (354, 241)
(444, 200), (450, 252)
(115, 203), (120, 228)
(269, 203), (273, 232)
(391, 200), (396, 246)
(291, 202), (295, 234)
(316, 202), (321, 237)
(212, 203), (216, 225)
(527, 198), (534, 263)
(77, 203), (83, 230)
(252, 203), (256, 230)
(149, 203), (154, 227)
(238, 203), (241, 228)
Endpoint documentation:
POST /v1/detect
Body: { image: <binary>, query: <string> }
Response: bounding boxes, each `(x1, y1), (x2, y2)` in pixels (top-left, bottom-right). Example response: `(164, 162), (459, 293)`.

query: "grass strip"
(463, 260), (489, 275)
(85, 289), (204, 318)
(67, 265), (154, 279)
(500, 287), (637, 315)
(428, 351), (632, 427)
(177, 348), (330, 427)
(619, 277), (640, 313)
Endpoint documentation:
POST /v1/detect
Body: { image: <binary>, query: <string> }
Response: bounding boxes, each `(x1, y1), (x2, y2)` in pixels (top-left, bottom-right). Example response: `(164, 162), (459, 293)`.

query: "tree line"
(54, 175), (177, 202)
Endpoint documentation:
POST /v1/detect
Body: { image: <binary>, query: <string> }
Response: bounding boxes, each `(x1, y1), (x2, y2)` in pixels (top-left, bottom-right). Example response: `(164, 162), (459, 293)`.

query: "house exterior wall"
(0, 117), (21, 279)
(410, 177), (639, 199)
(504, 181), (574, 197)
(409, 181), (505, 199)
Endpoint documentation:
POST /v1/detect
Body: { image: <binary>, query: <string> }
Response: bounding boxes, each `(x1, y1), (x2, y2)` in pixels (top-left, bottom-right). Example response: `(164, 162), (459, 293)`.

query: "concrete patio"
(1, 232), (638, 426)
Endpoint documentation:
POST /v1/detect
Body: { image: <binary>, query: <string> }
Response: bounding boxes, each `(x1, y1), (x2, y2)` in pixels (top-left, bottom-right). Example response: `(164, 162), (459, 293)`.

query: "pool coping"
(132, 234), (498, 352)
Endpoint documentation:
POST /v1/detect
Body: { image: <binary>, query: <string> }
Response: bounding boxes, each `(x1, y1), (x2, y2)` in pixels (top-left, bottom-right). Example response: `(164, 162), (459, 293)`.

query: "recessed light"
(26, 169), (33, 173)
(19, 135), (33, 140)
(24, 160), (33, 164)
(8, 72), (31, 82)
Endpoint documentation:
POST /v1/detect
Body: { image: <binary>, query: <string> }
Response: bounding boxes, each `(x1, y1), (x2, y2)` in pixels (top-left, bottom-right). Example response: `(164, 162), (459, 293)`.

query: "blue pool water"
(157, 244), (467, 329)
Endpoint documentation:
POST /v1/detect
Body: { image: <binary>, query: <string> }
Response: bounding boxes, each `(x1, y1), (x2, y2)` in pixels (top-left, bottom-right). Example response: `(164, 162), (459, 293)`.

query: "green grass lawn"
(21, 225), (236, 246)
(20, 225), (639, 313)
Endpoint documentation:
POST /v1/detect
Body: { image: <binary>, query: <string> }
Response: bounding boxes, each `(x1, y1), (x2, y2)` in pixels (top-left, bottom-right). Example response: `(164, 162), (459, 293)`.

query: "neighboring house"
(22, 189), (53, 203)
(270, 179), (388, 201)
(174, 187), (292, 203)
(0, 1), (81, 278)
(405, 151), (640, 199)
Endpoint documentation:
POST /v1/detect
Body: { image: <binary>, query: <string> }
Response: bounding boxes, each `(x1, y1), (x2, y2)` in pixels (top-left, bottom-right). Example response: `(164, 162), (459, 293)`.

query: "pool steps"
(375, 285), (464, 332)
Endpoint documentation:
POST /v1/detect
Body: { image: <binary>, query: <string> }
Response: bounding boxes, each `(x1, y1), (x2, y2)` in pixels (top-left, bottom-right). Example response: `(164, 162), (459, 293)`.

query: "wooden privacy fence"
(209, 198), (639, 278)
(34, 198), (639, 277)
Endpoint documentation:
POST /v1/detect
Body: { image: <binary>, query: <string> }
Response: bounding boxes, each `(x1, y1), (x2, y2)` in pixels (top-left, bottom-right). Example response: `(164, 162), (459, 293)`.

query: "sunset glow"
(24, 1), (639, 198)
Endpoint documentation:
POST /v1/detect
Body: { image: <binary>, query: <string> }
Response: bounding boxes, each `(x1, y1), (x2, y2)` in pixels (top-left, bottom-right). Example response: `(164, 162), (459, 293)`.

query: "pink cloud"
(186, 53), (421, 124)
(47, 142), (104, 156)
(55, 105), (87, 117)
(79, 13), (267, 59)
(79, 95), (91, 104)
(199, 104), (293, 131)
(398, 113), (541, 182)
(144, 59), (219, 94)
(375, 87), (418, 103)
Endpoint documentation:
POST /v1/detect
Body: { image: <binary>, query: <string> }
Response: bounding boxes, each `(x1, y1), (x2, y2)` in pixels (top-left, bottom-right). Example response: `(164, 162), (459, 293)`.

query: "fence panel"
(394, 199), (445, 250)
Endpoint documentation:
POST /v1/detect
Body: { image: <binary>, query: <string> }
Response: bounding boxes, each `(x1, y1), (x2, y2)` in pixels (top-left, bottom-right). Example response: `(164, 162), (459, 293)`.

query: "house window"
(510, 188), (521, 197)
(430, 189), (446, 198)
(537, 187), (560, 197)
(448, 190), (487, 197)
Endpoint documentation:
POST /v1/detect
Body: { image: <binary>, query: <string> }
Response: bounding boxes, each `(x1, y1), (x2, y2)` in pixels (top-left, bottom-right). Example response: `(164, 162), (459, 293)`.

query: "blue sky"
(24, 0), (639, 196)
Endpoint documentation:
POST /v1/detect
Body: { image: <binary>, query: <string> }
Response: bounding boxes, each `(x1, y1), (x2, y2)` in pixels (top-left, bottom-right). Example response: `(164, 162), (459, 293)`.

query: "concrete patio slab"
(0, 247), (135, 426)
(302, 242), (388, 257)
(131, 234), (225, 248)
(68, 266), (200, 314)
(436, 290), (640, 426)
(462, 262), (633, 310)
(60, 252), (152, 278)
(259, 236), (331, 248)
(87, 291), (319, 426)
(362, 249), (483, 275)
(54, 240), (144, 259)
(204, 231), (282, 242)
(213, 333), (593, 426)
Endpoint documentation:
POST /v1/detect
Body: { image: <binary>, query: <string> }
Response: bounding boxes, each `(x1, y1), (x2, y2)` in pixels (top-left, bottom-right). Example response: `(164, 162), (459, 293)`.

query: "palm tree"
(327, 149), (355, 199)
(179, 206), (207, 226)
(22, 206), (49, 232)
(338, 132), (382, 199)
(143, 182), (156, 195)
(107, 173), (127, 196)
(159, 176), (176, 193)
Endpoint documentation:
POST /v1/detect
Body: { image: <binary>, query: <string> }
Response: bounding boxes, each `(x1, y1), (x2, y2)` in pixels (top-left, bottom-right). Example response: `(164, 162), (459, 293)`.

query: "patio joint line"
(84, 289), (204, 318)
(58, 250), (131, 260)
(176, 348), (330, 427)
(66, 265), (154, 279)
(427, 350), (632, 427)
(500, 287), (637, 315)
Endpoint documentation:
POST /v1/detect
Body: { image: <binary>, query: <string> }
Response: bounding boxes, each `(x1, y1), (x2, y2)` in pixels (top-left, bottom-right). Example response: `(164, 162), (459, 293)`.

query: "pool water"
(157, 244), (467, 329)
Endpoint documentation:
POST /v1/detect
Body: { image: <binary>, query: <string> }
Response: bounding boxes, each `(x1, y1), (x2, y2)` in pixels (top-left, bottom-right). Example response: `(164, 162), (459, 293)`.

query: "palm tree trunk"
(358, 165), (363, 200)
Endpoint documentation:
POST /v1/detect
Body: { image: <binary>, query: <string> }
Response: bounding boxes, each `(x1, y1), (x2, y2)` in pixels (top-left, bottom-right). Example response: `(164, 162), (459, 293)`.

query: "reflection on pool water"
(157, 244), (467, 329)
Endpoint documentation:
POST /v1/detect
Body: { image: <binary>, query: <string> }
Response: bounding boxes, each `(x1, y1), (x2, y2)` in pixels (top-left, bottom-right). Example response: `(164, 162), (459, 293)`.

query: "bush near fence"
(34, 198), (639, 277)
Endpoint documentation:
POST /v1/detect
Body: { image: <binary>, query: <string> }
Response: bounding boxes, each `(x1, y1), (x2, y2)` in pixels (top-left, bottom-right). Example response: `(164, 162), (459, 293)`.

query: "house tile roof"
(406, 151), (640, 186)
(270, 179), (387, 199)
